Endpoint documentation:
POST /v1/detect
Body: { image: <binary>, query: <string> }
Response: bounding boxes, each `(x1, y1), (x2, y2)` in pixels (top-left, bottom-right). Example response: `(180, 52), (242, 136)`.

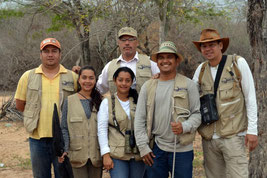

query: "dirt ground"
(0, 96), (205, 178)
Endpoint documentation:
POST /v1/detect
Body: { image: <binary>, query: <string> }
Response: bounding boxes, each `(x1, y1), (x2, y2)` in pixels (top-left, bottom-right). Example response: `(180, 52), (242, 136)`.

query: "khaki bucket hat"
(193, 29), (229, 53)
(118, 27), (137, 38)
(151, 41), (183, 62)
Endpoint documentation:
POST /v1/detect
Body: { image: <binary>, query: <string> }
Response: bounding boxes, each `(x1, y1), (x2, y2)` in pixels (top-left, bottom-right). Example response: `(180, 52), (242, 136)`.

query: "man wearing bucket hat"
(96, 26), (159, 95)
(135, 41), (201, 178)
(192, 29), (258, 178)
(15, 38), (77, 178)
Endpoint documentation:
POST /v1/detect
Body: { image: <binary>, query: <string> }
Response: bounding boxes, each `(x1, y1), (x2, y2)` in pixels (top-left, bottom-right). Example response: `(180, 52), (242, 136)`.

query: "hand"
(142, 152), (155, 166)
(103, 153), (114, 170)
(171, 122), (183, 135)
(152, 73), (160, 79)
(72, 66), (81, 74)
(58, 152), (68, 163)
(245, 134), (258, 152)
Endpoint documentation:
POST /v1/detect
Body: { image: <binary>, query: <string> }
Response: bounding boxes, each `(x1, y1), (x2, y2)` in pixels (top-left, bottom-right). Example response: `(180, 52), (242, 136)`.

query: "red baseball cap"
(40, 38), (61, 50)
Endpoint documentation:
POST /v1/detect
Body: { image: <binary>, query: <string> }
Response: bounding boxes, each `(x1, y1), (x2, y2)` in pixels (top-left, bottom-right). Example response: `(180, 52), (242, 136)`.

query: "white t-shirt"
(97, 96), (130, 156)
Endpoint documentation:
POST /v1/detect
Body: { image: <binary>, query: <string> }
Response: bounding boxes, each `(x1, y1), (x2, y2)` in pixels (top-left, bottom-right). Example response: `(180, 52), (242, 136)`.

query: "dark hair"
(113, 67), (138, 104)
(77, 66), (102, 111)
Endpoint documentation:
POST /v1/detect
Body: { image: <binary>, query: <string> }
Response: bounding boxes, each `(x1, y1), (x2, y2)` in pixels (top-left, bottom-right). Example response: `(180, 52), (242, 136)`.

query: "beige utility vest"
(23, 69), (75, 133)
(107, 95), (140, 160)
(107, 54), (152, 94)
(146, 74), (196, 146)
(67, 93), (102, 168)
(198, 55), (248, 140)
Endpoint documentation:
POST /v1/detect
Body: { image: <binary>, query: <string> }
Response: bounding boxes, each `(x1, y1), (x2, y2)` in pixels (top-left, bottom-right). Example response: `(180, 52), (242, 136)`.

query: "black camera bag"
(200, 55), (227, 125)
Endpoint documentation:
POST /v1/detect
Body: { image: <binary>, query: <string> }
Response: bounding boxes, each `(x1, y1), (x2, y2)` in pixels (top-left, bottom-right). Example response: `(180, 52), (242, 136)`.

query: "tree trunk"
(159, 1), (168, 45)
(81, 30), (90, 66)
(247, 0), (267, 177)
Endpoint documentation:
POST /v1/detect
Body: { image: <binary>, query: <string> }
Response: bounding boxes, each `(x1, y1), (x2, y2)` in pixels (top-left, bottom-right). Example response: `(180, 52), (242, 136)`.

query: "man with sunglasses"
(97, 27), (159, 95)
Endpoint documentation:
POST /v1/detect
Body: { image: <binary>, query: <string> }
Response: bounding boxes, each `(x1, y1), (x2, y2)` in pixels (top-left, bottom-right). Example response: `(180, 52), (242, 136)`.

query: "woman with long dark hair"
(59, 66), (102, 178)
(98, 67), (145, 178)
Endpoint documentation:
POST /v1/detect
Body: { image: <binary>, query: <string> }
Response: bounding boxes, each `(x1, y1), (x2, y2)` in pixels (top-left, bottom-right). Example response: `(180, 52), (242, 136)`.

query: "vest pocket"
(69, 135), (83, 151)
(62, 86), (75, 98)
(173, 91), (189, 119)
(219, 83), (239, 100)
(69, 117), (83, 150)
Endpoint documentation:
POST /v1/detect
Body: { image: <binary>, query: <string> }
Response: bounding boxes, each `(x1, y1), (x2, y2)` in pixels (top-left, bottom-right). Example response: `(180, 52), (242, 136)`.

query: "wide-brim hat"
(193, 29), (229, 53)
(118, 27), (137, 38)
(151, 41), (183, 62)
(40, 38), (61, 50)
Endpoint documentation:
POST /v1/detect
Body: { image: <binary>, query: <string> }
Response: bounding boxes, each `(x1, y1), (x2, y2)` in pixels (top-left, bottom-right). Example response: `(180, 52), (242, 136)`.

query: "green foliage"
(173, 2), (228, 24)
(46, 14), (74, 32)
(0, 9), (24, 20)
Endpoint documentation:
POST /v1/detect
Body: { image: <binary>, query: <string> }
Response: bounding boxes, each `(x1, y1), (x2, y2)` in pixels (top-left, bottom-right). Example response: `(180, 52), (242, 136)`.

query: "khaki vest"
(23, 69), (75, 133)
(146, 74), (196, 146)
(107, 95), (140, 160)
(67, 93), (102, 168)
(198, 55), (248, 140)
(107, 54), (152, 94)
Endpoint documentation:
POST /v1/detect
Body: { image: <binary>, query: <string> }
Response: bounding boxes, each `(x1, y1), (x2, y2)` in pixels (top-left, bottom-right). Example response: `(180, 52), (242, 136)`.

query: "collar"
(116, 52), (139, 63)
(35, 64), (67, 74)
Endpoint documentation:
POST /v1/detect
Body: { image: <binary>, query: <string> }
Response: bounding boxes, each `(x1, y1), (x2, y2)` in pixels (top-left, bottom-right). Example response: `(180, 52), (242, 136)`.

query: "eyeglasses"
(119, 37), (137, 42)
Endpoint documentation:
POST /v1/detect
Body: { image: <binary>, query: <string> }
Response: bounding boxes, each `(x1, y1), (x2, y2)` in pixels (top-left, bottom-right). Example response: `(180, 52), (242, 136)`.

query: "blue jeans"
(146, 144), (194, 178)
(29, 137), (60, 178)
(109, 158), (145, 178)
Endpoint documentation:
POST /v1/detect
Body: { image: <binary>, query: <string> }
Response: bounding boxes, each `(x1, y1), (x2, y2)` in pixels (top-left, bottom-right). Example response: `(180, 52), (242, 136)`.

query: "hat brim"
(151, 51), (184, 63)
(118, 33), (137, 38)
(193, 38), (229, 53)
(40, 43), (61, 50)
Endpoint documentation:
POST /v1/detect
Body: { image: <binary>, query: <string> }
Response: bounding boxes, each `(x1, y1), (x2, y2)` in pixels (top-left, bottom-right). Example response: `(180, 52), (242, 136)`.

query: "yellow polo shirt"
(15, 64), (78, 139)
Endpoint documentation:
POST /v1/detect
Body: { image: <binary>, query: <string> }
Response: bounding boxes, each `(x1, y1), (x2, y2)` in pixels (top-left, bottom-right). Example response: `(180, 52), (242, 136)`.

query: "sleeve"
(134, 82), (152, 157)
(71, 72), (78, 92)
(237, 57), (258, 135)
(181, 79), (202, 133)
(192, 63), (204, 86)
(150, 60), (160, 75)
(61, 98), (70, 152)
(97, 62), (111, 95)
(97, 98), (110, 156)
(14, 71), (30, 101)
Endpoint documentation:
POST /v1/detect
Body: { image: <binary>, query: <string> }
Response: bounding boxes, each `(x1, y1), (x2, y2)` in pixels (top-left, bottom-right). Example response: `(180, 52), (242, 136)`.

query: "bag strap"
(198, 62), (208, 86)
(109, 94), (125, 137)
(232, 54), (242, 89)
(214, 55), (227, 98)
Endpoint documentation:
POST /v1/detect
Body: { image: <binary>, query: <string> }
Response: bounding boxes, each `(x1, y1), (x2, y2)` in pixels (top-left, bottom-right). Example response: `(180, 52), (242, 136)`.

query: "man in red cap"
(192, 29), (258, 178)
(15, 38), (77, 178)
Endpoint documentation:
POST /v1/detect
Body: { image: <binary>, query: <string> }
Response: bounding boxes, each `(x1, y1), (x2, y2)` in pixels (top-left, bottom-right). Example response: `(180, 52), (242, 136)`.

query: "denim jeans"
(109, 158), (145, 178)
(146, 144), (194, 178)
(29, 137), (60, 178)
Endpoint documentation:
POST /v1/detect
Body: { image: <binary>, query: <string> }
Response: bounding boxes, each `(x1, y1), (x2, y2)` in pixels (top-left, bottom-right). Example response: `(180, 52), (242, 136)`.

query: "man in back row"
(97, 26), (159, 94)
(192, 29), (258, 178)
(15, 38), (77, 178)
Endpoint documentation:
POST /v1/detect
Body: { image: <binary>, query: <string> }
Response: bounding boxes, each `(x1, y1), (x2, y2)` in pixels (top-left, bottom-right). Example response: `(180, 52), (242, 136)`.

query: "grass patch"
(11, 155), (31, 169)
(193, 150), (203, 167)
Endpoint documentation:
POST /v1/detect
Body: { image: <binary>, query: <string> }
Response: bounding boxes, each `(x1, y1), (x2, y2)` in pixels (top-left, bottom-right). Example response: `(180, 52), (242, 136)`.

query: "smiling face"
(78, 69), (96, 93)
(200, 41), (223, 62)
(156, 53), (179, 75)
(118, 35), (138, 60)
(40, 45), (61, 69)
(114, 71), (133, 95)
